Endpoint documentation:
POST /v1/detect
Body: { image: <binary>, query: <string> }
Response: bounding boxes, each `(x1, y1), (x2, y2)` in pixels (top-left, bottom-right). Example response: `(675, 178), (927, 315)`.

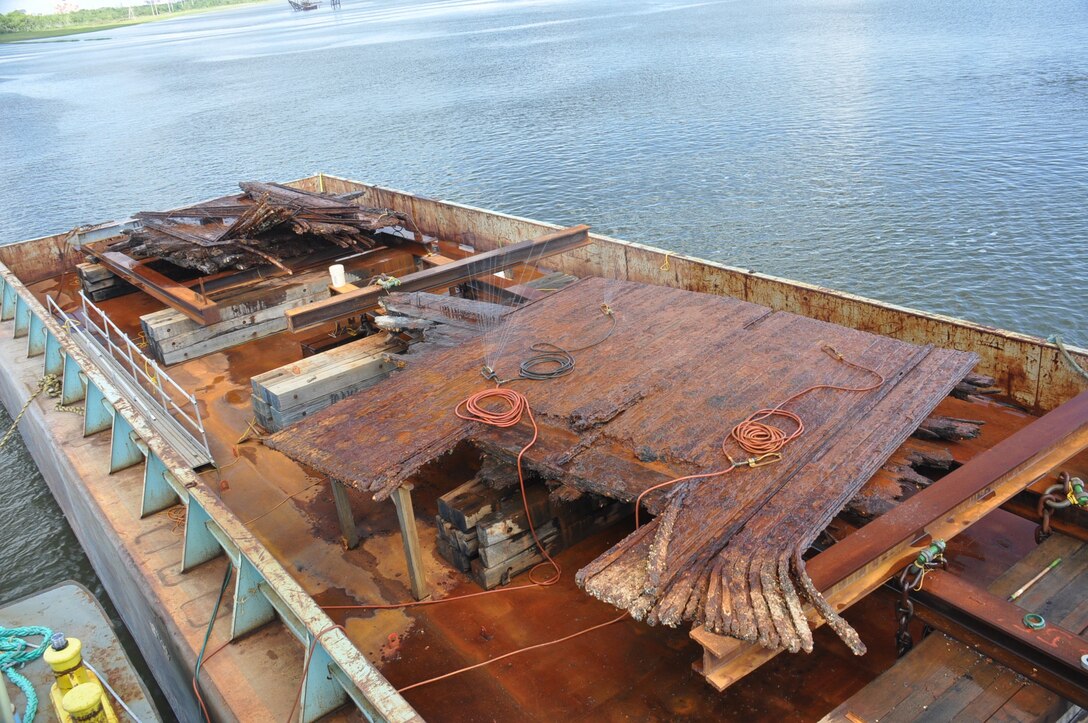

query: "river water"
(0, 0), (1085, 709)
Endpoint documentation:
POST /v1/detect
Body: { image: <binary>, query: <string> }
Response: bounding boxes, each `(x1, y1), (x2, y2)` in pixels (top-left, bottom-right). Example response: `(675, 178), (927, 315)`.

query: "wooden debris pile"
(266, 278), (979, 655)
(112, 181), (417, 275)
(435, 458), (631, 589)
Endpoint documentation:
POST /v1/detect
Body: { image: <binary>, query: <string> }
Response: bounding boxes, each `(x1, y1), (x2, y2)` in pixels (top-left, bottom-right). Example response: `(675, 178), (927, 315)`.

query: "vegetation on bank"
(0, 0), (267, 42)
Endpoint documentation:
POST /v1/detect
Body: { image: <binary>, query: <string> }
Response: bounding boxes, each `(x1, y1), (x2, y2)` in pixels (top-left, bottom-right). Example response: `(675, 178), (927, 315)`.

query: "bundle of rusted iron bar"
(111, 181), (417, 275)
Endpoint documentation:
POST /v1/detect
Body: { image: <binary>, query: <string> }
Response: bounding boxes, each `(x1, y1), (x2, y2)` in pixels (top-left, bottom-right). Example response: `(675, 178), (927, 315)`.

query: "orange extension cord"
(287, 344), (885, 712)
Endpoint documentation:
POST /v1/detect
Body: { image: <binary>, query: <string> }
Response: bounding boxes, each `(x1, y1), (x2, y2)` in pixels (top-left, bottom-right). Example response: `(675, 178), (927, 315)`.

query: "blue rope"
(0, 625), (53, 723)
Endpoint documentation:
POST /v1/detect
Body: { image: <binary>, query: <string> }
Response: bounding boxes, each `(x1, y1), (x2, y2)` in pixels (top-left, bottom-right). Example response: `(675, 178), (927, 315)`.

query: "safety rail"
(0, 268), (418, 723)
(45, 293), (212, 466)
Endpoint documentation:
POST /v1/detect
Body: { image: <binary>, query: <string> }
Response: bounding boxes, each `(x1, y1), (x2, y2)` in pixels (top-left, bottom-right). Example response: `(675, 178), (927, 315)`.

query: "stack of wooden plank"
(139, 264), (376, 365)
(78, 263), (134, 302)
(251, 332), (407, 431)
(111, 182), (417, 275)
(435, 471), (630, 589)
(251, 293), (512, 430)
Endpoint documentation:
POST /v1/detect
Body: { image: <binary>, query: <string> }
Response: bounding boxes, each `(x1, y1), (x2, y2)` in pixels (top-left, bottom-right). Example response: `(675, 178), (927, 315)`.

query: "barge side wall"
(296, 174), (1087, 414)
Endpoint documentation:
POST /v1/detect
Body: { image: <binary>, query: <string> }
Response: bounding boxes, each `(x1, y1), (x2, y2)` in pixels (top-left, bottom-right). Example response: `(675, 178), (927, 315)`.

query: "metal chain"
(895, 541), (947, 657)
(0, 373), (83, 449)
(1035, 472), (1086, 543)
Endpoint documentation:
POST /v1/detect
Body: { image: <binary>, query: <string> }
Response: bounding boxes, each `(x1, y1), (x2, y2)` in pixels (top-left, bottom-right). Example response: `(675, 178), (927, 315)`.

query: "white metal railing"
(46, 293), (211, 461)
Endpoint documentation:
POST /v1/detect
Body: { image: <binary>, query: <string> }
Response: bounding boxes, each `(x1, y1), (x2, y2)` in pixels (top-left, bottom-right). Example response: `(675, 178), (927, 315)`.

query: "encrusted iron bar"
(0, 264), (419, 723)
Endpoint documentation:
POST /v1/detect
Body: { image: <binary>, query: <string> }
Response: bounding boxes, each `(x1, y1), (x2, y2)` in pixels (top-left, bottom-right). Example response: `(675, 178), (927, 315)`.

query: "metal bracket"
(13, 294), (29, 338)
(61, 352), (86, 406)
(44, 331), (64, 376)
(141, 451), (181, 518)
(1, 281), (15, 321)
(108, 418), (142, 473)
(83, 383), (112, 436)
(27, 312), (46, 357)
(231, 556), (276, 640)
(182, 497), (222, 571)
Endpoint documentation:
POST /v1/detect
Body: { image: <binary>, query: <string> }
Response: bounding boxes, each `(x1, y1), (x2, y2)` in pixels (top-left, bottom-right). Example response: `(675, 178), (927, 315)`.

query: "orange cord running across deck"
(636, 343), (885, 526)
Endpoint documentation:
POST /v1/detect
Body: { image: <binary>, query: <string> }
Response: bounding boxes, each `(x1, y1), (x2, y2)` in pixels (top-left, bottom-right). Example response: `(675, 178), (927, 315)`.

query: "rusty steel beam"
(692, 389), (1088, 691)
(285, 225), (590, 332)
(97, 251), (221, 325)
(910, 569), (1088, 709)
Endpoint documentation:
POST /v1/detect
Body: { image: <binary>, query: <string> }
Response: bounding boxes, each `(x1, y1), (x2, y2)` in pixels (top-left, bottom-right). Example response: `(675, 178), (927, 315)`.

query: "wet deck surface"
(20, 275), (1088, 720)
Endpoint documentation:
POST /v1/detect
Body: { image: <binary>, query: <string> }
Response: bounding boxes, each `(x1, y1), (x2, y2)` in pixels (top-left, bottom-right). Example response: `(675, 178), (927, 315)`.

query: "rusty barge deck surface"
(0, 174), (1085, 722)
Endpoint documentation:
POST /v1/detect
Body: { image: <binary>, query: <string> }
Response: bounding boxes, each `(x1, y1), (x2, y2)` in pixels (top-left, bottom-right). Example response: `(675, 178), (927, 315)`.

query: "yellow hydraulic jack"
(41, 634), (118, 723)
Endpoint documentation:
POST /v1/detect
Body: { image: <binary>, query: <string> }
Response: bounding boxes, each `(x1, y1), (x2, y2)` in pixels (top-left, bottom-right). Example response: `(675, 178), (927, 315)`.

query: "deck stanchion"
(181, 498), (221, 571)
(83, 383), (112, 436)
(300, 642), (345, 723)
(141, 451), (180, 517)
(107, 418), (142, 473)
(27, 312), (46, 357)
(231, 557), (276, 640)
(0, 283), (15, 321)
(13, 295), (29, 338)
(44, 332), (63, 376)
(61, 353), (85, 405)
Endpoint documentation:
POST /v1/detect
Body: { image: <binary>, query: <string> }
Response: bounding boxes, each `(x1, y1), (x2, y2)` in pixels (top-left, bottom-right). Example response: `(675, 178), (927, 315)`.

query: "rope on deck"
(0, 625), (53, 723)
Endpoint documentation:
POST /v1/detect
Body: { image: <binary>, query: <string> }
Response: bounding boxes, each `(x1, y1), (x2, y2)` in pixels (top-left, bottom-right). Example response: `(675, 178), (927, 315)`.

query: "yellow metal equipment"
(42, 635), (118, 723)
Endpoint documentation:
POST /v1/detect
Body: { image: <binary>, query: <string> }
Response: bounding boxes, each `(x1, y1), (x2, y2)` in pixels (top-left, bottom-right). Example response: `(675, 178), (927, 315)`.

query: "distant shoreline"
(0, 0), (272, 44)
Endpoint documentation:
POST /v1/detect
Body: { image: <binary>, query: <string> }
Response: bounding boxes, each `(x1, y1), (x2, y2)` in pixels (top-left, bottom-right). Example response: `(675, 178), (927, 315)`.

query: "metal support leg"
(141, 451), (180, 518)
(109, 416), (143, 473)
(231, 556), (276, 640)
(61, 353), (85, 406)
(391, 484), (429, 601)
(27, 313), (45, 357)
(13, 295), (29, 338)
(83, 383), (111, 436)
(44, 332), (63, 376)
(182, 498), (221, 571)
(330, 479), (360, 550)
(300, 641), (345, 723)
(1, 283), (15, 321)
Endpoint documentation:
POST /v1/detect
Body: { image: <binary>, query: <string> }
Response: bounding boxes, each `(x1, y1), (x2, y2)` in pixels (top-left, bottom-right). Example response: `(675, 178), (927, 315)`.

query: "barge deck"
(0, 174), (1085, 721)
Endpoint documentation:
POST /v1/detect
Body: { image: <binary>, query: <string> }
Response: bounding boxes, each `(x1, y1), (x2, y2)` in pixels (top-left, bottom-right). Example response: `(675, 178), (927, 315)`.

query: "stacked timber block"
(435, 468), (631, 589)
(250, 332), (407, 431)
(78, 263), (135, 301)
(139, 267), (369, 365)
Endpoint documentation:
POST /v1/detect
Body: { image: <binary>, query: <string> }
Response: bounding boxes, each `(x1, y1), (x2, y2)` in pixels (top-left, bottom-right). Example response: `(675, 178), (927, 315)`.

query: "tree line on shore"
(1, 0), (260, 33)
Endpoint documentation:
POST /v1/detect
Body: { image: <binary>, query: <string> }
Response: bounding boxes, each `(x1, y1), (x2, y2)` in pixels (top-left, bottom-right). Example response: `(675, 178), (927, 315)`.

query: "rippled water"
(0, 0), (1085, 708)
